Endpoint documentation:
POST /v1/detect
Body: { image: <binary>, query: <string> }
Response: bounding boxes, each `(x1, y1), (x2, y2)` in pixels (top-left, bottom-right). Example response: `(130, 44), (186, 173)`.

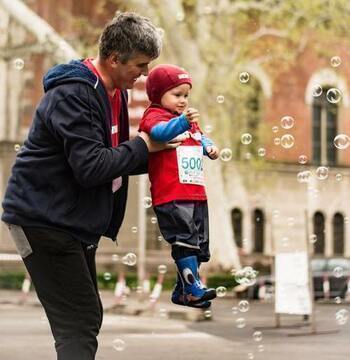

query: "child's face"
(160, 83), (191, 114)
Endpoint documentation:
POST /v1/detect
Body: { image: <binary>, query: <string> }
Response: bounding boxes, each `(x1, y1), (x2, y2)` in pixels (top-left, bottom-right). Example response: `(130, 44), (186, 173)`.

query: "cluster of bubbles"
(297, 170), (312, 183)
(234, 266), (259, 286)
(122, 253), (137, 266)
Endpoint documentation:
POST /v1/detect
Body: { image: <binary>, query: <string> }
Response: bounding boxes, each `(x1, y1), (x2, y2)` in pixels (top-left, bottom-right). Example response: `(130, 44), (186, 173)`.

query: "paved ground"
(0, 290), (349, 359)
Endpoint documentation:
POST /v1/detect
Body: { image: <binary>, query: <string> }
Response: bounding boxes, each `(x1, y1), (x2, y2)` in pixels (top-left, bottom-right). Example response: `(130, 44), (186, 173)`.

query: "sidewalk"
(0, 288), (209, 321)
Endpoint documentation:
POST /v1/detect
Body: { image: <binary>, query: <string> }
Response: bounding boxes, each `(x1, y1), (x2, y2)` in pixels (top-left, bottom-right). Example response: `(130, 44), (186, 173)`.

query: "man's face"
(112, 53), (154, 90)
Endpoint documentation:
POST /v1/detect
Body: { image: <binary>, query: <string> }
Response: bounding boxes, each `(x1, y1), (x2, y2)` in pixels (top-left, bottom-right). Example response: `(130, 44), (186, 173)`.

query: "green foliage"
(0, 272), (25, 289)
(0, 271), (239, 291)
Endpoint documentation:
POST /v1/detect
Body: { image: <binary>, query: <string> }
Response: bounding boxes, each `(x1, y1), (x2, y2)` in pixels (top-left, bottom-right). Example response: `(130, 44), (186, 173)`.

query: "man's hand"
(138, 131), (181, 152)
(184, 107), (200, 123)
(206, 145), (219, 160)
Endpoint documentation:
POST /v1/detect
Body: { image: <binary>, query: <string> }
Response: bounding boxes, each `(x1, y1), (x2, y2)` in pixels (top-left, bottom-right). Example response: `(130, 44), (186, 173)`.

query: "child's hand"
(185, 107), (200, 123)
(206, 146), (219, 160)
(170, 131), (191, 143)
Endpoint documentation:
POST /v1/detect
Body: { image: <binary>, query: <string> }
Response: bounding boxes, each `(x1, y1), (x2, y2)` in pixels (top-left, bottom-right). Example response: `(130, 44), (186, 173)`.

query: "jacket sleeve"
(201, 135), (214, 157)
(150, 114), (190, 142)
(47, 91), (149, 188)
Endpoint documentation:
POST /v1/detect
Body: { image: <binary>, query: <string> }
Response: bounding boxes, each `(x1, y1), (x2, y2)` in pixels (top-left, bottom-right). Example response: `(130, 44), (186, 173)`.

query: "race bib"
(176, 146), (204, 185)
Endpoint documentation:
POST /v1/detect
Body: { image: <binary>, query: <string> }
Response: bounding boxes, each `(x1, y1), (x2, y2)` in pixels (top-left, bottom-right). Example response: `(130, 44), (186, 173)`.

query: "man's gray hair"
(99, 12), (162, 63)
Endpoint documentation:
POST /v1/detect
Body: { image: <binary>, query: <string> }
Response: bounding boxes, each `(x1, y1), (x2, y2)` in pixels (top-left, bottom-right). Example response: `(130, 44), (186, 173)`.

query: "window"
(313, 212), (325, 255)
(236, 79), (263, 159)
(231, 208), (243, 248)
(333, 213), (344, 255)
(253, 209), (264, 253)
(312, 88), (338, 165)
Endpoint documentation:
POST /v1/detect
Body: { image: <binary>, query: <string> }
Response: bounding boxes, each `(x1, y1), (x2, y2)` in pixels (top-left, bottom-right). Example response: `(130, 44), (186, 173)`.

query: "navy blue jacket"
(2, 60), (148, 244)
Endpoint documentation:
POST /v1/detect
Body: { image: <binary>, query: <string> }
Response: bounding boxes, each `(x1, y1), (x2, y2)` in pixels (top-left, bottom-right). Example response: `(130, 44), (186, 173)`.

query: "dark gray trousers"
(154, 200), (210, 262)
(8, 224), (102, 360)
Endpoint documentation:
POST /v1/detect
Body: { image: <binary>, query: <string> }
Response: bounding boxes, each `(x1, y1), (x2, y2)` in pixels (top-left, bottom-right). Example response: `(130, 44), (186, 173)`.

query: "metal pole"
(137, 174), (147, 286)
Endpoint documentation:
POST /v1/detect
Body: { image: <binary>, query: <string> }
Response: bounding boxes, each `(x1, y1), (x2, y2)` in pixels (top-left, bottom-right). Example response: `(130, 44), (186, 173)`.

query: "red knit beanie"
(146, 64), (192, 105)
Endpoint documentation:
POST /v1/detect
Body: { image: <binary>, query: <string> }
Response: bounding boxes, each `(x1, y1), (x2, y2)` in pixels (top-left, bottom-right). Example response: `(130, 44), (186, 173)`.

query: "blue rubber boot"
(175, 256), (216, 305)
(171, 272), (211, 308)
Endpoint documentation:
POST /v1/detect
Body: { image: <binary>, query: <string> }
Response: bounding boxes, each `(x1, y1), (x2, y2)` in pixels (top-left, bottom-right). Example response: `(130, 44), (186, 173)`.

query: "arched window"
(312, 88), (338, 165)
(313, 212), (325, 255)
(253, 208), (264, 253)
(333, 212), (344, 255)
(231, 208), (243, 248)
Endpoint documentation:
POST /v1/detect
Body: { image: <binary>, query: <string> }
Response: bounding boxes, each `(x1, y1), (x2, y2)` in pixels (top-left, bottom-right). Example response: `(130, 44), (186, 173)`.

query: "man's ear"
(109, 53), (120, 67)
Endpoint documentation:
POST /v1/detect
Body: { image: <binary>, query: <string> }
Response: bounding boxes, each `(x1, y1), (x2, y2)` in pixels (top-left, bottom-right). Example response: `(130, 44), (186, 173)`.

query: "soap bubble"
(219, 148), (232, 162)
(253, 331), (263, 342)
(331, 56), (341, 67)
(216, 95), (225, 103)
(316, 166), (329, 180)
(236, 317), (246, 328)
(13, 58), (24, 70)
(312, 84), (323, 97)
(334, 134), (350, 149)
(239, 72), (250, 83)
(103, 272), (112, 281)
(258, 148), (266, 157)
(326, 88), (342, 104)
(298, 155), (308, 164)
(238, 300), (250, 313)
(234, 267), (258, 286)
(142, 196), (152, 208)
(281, 134), (295, 149)
(158, 264), (167, 274)
(216, 286), (227, 297)
(122, 253), (137, 266)
(280, 116), (294, 129)
(335, 309), (349, 325)
(241, 133), (252, 145)
(112, 338), (126, 351)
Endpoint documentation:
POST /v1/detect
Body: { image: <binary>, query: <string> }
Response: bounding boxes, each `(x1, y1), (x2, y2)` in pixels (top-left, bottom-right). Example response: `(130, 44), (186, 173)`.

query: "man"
(2, 12), (175, 360)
